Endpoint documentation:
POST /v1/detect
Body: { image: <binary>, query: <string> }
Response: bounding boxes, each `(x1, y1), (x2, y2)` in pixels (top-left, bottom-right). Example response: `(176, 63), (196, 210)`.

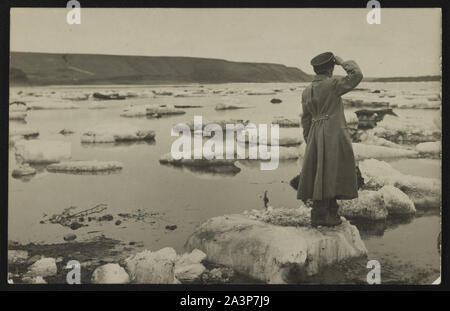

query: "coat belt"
(312, 115), (330, 123)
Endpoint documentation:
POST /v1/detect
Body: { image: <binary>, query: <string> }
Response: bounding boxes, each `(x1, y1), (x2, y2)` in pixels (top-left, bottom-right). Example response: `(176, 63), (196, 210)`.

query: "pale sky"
(10, 8), (441, 77)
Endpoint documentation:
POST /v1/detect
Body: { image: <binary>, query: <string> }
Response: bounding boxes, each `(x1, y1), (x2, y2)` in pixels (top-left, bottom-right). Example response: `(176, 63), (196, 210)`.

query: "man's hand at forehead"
(334, 55), (344, 66)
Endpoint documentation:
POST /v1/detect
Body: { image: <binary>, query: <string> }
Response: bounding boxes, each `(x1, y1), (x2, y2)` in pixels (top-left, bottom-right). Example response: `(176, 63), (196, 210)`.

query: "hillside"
(10, 52), (312, 85)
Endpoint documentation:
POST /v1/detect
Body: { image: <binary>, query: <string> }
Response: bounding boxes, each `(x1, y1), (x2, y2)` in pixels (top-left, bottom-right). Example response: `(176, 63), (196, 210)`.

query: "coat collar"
(313, 74), (330, 82)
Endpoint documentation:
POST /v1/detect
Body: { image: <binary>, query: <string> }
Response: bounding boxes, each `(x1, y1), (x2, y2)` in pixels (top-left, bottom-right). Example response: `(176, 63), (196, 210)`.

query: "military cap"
(310, 52), (335, 67)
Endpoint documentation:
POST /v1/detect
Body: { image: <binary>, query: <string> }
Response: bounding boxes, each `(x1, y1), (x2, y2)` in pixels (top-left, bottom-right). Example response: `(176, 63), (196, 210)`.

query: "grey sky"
(10, 8), (441, 77)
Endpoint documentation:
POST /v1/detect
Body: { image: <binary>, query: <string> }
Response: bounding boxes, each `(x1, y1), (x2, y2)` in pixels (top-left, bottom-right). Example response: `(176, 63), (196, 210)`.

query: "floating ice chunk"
(10, 101), (28, 112)
(372, 115), (441, 144)
(416, 141), (441, 154)
(359, 131), (409, 150)
(9, 128), (39, 139)
(9, 102), (28, 120)
(28, 101), (80, 110)
(120, 105), (151, 117)
(93, 92), (126, 100)
(47, 160), (123, 173)
(215, 99), (248, 110)
(61, 94), (90, 101)
(344, 111), (359, 125)
(146, 106), (186, 116)
(9, 112), (27, 120)
(359, 158), (440, 209)
(339, 190), (388, 220)
(215, 103), (248, 110)
(81, 123), (155, 143)
(379, 185), (416, 215)
(338, 186), (415, 220)
(14, 140), (71, 164)
(12, 163), (37, 178)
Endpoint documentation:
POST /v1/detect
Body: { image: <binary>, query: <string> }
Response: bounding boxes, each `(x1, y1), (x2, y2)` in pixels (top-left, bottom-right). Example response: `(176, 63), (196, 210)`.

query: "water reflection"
(160, 162), (241, 178)
(11, 174), (35, 183)
(350, 214), (416, 238)
(46, 170), (123, 176)
(237, 159), (299, 169)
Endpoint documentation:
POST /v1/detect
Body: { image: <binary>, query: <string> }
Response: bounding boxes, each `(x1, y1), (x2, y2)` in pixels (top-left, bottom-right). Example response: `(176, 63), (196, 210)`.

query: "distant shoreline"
(363, 76), (441, 83)
(10, 79), (441, 88)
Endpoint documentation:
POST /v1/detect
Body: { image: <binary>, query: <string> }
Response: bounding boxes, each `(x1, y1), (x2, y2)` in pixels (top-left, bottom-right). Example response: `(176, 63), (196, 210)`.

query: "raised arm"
(333, 57), (363, 96)
(301, 89), (312, 143)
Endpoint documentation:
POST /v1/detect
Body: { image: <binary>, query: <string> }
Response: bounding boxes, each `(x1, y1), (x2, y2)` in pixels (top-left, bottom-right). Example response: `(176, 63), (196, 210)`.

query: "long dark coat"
(297, 60), (363, 201)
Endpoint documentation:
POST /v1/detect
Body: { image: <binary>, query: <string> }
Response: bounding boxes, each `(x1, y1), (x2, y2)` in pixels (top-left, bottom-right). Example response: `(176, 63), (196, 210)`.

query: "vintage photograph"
(8, 7), (441, 286)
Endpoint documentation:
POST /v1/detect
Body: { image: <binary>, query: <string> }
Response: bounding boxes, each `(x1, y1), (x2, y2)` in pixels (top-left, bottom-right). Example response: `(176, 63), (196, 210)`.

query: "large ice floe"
(9, 128), (40, 147)
(47, 161), (123, 173)
(93, 92), (126, 100)
(338, 185), (416, 221)
(120, 105), (151, 117)
(185, 206), (367, 283)
(81, 124), (155, 143)
(215, 98), (249, 111)
(343, 91), (441, 110)
(10, 128), (39, 139)
(60, 93), (90, 101)
(358, 159), (440, 209)
(146, 106), (186, 116)
(28, 101), (80, 110)
(416, 141), (441, 156)
(120, 104), (182, 118)
(371, 115), (441, 144)
(9, 102), (28, 120)
(358, 131), (411, 150)
(344, 111), (359, 125)
(12, 163), (37, 178)
(14, 140), (71, 164)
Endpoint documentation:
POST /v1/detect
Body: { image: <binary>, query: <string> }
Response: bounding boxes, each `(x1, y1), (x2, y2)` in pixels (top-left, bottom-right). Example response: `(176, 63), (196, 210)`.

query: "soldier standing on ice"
(297, 52), (363, 227)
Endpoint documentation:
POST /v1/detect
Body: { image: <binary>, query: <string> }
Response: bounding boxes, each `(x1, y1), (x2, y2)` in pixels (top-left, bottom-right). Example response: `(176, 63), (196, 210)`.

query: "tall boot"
(323, 199), (342, 226)
(311, 200), (327, 227)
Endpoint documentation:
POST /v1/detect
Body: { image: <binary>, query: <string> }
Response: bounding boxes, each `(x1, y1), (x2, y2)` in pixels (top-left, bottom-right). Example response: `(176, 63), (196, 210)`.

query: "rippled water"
(8, 81), (441, 284)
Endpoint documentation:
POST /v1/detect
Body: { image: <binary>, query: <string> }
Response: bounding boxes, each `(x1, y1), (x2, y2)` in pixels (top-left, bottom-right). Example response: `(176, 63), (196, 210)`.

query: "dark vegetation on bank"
(10, 52), (312, 85)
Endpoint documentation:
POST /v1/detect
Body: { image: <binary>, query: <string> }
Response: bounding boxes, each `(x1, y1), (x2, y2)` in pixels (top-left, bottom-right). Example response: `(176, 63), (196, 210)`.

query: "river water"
(8, 81), (441, 284)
